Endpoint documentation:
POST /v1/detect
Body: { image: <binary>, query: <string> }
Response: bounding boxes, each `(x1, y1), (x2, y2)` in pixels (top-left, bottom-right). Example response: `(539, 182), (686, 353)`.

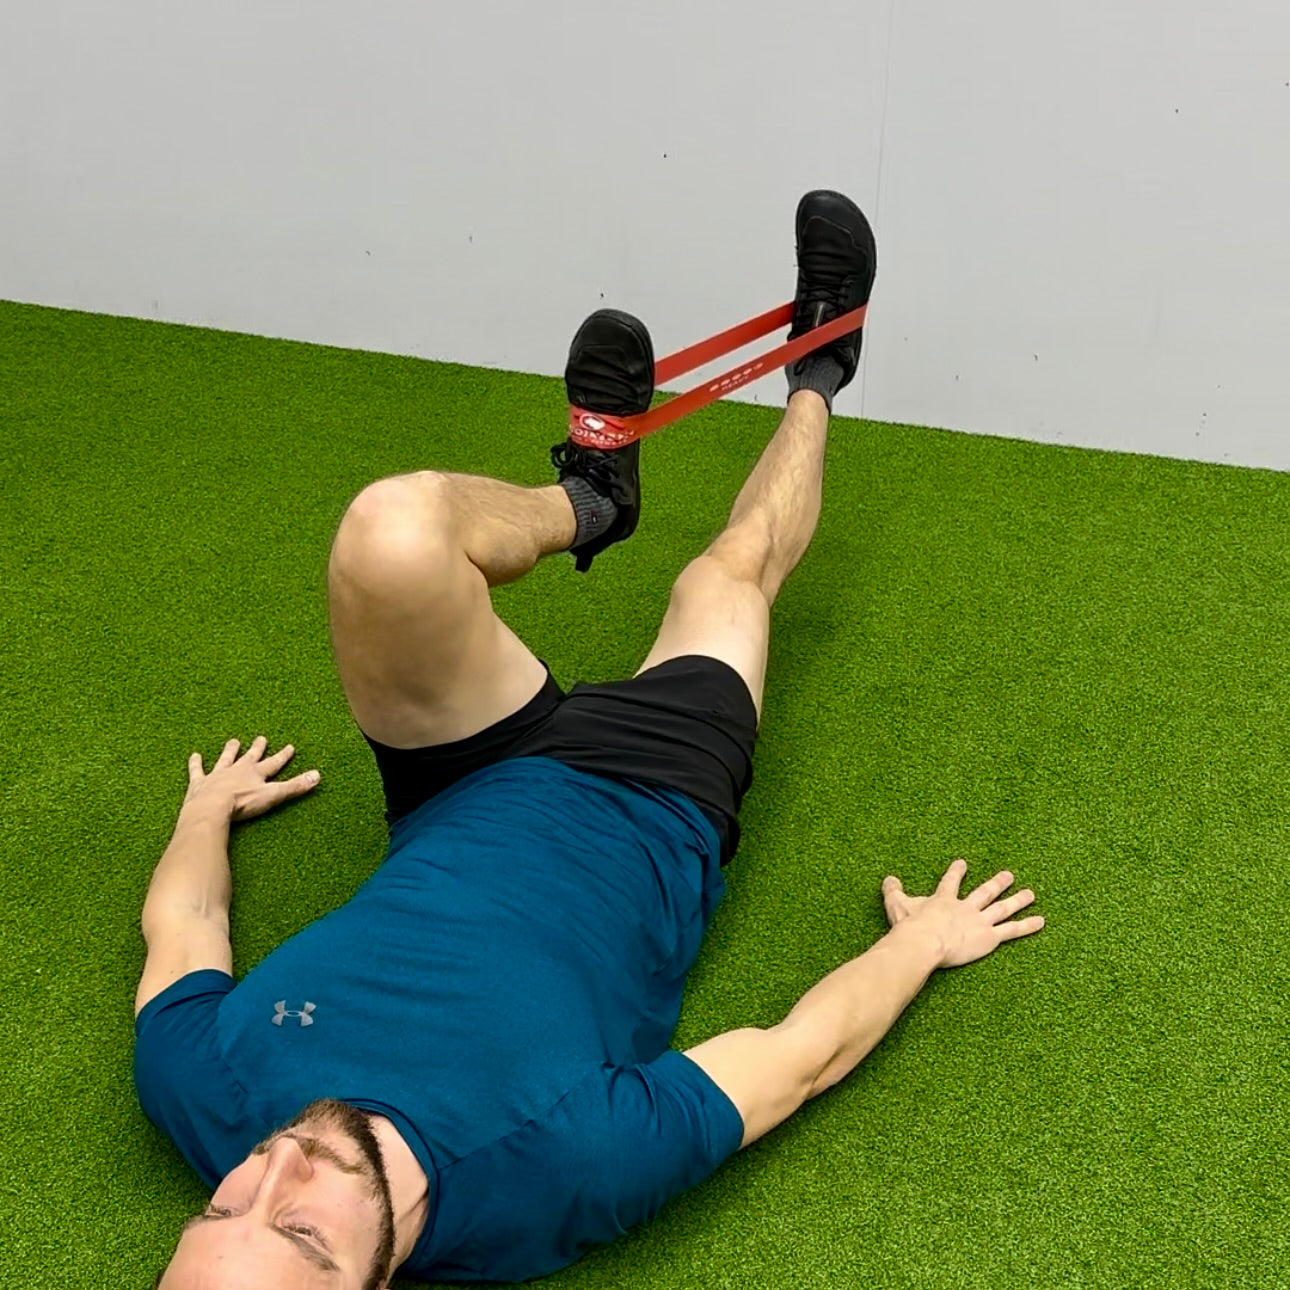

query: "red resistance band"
(568, 301), (868, 449)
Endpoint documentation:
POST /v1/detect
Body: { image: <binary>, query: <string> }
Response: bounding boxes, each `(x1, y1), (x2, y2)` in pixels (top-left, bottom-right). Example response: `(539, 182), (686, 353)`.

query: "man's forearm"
(141, 799), (234, 933)
(775, 921), (942, 1098)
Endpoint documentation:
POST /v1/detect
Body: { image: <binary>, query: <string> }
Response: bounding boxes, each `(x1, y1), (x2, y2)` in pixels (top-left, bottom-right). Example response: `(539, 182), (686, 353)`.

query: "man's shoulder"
(133, 967), (237, 1100)
(411, 1056), (740, 1281)
(132, 968), (250, 1187)
(134, 967), (235, 1035)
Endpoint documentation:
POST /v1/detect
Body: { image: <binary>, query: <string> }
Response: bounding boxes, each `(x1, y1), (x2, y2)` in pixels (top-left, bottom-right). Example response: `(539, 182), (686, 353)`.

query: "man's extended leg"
(638, 190), (877, 719)
(636, 388), (829, 719)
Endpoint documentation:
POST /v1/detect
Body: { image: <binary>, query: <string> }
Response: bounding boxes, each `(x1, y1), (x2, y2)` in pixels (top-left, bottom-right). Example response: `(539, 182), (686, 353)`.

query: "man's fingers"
(968, 869), (1016, 912)
(996, 914), (1045, 941)
(260, 742), (297, 778)
(215, 738), (240, 768)
(243, 734), (269, 763)
(987, 888), (1035, 924)
(276, 769), (321, 800)
(229, 770), (322, 821)
(881, 875), (904, 919)
(936, 858), (968, 897)
(187, 752), (204, 783)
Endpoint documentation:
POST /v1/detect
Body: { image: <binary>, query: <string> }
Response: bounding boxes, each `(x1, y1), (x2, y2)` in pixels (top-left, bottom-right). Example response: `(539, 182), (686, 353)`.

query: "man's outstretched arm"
(685, 859), (1045, 1147)
(135, 737), (319, 1016)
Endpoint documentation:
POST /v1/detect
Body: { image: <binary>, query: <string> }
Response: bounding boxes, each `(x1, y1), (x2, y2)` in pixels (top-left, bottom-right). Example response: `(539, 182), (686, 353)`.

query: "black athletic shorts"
(364, 655), (758, 863)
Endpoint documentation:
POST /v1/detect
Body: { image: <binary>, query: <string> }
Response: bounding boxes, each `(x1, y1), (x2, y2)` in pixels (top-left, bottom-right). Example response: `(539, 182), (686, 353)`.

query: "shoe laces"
(799, 243), (855, 303)
(551, 441), (619, 497)
(794, 247), (860, 344)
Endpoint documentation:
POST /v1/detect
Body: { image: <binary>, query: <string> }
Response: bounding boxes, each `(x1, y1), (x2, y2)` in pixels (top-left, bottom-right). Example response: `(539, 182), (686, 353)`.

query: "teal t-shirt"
(133, 757), (745, 1283)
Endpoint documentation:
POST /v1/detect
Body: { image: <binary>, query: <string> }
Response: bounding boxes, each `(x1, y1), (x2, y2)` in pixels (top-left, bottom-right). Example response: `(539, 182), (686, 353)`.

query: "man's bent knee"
(332, 472), (460, 594)
(339, 471), (454, 539)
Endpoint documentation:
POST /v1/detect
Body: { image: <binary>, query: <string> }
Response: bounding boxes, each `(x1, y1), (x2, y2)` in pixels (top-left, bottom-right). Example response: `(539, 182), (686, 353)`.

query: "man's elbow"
(140, 900), (229, 945)
(805, 1059), (850, 1101)
(764, 1018), (842, 1106)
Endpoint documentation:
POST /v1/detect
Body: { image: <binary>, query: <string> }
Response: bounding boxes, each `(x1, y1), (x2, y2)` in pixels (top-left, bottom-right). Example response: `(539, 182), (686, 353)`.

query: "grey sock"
(560, 476), (617, 548)
(785, 352), (845, 412)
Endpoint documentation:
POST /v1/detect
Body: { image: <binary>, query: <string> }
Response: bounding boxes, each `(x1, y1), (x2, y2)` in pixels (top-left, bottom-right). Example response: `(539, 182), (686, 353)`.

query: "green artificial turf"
(2, 299), (1288, 1289)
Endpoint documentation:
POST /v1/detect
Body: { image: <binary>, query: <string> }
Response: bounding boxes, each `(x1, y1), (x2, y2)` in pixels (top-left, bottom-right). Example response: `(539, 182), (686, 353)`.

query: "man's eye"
(287, 1223), (322, 1240)
(206, 1207), (234, 1217)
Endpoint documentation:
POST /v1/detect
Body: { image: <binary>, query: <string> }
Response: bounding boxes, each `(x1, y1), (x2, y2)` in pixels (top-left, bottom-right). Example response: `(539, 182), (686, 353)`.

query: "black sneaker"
(787, 190), (877, 390)
(551, 308), (654, 572)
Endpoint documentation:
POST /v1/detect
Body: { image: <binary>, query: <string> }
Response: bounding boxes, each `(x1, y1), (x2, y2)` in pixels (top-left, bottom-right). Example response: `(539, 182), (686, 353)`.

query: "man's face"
(158, 1100), (397, 1290)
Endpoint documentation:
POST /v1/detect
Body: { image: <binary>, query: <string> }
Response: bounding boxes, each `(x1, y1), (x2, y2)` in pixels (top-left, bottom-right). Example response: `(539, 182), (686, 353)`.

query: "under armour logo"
(272, 1000), (317, 1027)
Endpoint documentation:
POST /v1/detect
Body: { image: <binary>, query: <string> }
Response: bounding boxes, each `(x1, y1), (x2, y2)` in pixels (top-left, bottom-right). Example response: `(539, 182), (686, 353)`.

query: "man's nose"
(254, 1135), (314, 1198)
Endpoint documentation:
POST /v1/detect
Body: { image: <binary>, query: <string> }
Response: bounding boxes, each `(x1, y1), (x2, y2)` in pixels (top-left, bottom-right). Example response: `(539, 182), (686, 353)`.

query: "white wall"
(4, 0), (1288, 470)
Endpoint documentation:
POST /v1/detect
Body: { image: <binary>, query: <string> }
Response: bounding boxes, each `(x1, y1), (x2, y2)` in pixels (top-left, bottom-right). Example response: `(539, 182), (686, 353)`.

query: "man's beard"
(254, 1099), (397, 1290)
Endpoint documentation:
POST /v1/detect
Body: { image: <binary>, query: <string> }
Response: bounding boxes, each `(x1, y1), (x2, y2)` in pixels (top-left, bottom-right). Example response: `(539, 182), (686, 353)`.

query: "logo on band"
(569, 409), (633, 450)
(272, 1000), (317, 1027)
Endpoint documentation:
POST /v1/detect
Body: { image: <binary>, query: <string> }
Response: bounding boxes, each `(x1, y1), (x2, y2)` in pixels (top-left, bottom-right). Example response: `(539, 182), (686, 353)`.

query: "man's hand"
(882, 858), (1045, 968)
(689, 858), (1046, 1147)
(183, 736), (320, 823)
(136, 736), (319, 1014)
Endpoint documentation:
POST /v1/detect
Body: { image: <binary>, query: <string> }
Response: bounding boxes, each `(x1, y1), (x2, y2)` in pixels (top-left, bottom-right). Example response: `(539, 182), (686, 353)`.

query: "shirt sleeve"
(422, 1049), (745, 1282)
(133, 968), (240, 1187)
(569, 1049), (746, 1232)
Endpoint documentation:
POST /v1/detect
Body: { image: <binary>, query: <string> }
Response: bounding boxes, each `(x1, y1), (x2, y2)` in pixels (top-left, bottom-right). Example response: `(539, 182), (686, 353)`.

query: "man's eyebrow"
(182, 1213), (342, 1275)
(272, 1223), (343, 1275)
